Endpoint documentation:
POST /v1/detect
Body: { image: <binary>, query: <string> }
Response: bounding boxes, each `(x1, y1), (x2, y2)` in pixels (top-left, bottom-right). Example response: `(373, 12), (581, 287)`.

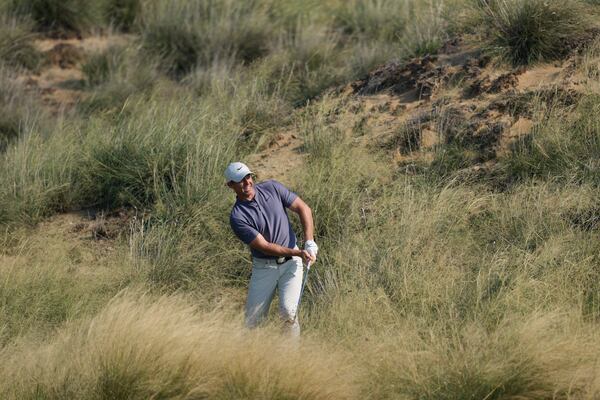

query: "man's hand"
(300, 249), (315, 264)
(304, 240), (318, 263)
(250, 234), (315, 264)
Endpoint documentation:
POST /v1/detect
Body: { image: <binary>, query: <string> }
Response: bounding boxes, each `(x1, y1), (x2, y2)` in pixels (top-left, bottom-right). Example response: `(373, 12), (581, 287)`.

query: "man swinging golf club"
(225, 162), (318, 337)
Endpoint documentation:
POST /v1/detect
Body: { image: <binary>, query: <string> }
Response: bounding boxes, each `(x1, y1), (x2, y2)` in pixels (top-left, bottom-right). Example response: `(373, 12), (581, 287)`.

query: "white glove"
(304, 240), (318, 257)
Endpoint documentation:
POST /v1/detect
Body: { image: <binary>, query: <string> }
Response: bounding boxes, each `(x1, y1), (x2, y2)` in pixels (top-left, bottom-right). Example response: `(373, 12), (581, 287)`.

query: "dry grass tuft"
(477, 0), (589, 65)
(0, 291), (356, 399)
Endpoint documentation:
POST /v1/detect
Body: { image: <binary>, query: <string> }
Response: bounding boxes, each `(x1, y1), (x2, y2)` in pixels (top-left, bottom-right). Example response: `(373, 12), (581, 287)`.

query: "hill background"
(2, 0), (600, 398)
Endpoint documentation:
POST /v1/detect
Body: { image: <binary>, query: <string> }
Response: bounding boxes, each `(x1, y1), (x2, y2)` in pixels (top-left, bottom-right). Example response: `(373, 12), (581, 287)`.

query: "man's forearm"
(298, 206), (314, 242)
(289, 198), (315, 242)
(263, 243), (302, 257)
(252, 241), (303, 258)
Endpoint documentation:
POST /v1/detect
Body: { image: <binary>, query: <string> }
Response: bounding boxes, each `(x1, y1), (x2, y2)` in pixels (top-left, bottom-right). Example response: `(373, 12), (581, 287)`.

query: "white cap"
(224, 162), (253, 183)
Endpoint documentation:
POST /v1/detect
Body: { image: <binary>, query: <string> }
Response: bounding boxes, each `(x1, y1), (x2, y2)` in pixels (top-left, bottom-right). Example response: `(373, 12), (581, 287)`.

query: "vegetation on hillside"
(1, 0), (600, 398)
(477, 0), (590, 65)
(0, 15), (42, 70)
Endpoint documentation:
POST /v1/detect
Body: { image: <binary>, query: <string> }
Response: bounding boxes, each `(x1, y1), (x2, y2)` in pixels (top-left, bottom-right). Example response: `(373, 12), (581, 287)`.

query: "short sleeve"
(230, 216), (259, 244)
(269, 180), (297, 208)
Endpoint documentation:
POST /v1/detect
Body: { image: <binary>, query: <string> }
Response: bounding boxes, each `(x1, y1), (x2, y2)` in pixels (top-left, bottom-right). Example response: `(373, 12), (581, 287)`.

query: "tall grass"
(136, 0), (453, 86)
(328, 0), (448, 57)
(501, 94), (600, 184)
(81, 45), (128, 87)
(328, 0), (409, 42)
(298, 168), (600, 397)
(0, 15), (42, 71)
(477, 0), (589, 65)
(3, 1), (600, 398)
(103, 0), (140, 31)
(78, 44), (159, 114)
(0, 292), (357, 399)
(0, 228), (134, 345)
(292, 93), (600, 334)
(0, 115), (79, 224)
(0, 88), (242, 223)
(257, 23), (343, 106)
(139, 0), (274, 78)
(0, 66), (46, 154)
(361, 313), (600, 399)
(7, 0), (103, 34)
(579, 38), (600, 86)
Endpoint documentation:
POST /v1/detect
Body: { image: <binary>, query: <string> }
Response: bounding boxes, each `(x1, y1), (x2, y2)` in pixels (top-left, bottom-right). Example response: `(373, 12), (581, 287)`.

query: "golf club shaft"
(296, 260), (311, 312)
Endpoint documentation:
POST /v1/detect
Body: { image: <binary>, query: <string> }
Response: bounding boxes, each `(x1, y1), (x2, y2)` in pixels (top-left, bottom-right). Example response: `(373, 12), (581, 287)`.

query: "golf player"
(225, 162), (318, 337)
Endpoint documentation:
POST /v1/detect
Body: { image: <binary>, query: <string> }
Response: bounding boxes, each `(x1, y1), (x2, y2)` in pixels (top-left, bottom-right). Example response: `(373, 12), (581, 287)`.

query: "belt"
(276, 256), (292, 264)
(253, 256), (293, 265)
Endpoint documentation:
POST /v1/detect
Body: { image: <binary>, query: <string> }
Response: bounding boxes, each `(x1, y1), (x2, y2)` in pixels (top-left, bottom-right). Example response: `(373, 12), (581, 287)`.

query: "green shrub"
(74, 98), (192, 209)
(75, 91), (246, 210)
(0, 125), (78, 224)
(0, 77), (248, 225)
(329, 0), (409, 42)
(81, 45), (127, 86)
(329, 0), (447, 58)
(78, 48), (158, 114)
(0, 16), (43, 71)
(501, 95), (600, 183)
(140, 0), (273, 78)
(8, 0), (102, 34)
(0, 66), (45, 152)
(128, 206), (245, 291)
(248, 29), (341, 107)
(79, 139), (188, 209)
(398, 0), (447, 57)
(477, 0), (589, 65)
(141, 21), (200, 78)
(0, 245), (129, 345)
(103, 0), (140, 31)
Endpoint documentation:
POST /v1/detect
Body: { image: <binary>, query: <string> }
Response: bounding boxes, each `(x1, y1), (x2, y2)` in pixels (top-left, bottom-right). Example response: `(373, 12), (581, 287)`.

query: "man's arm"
(288, 197), (314, 241)
(249, 234), (312, 262)
(288, 197), (317, 262)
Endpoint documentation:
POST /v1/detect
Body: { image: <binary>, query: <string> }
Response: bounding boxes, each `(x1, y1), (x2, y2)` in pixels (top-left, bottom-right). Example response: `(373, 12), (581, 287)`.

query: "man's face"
(227, 174), (255, 201)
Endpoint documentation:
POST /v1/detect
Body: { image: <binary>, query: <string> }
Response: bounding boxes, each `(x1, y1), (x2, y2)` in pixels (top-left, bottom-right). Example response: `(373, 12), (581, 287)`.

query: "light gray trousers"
(245, 254), (304, 337)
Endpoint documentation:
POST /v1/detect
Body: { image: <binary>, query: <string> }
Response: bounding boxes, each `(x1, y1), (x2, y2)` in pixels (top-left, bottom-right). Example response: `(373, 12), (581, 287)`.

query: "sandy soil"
(517, 65), (564, 90)
(247, 131), (306, 182)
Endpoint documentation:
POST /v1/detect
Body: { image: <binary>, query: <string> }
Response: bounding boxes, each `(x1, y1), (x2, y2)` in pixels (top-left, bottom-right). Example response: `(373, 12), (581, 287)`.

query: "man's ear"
(226, 181), (233, 188)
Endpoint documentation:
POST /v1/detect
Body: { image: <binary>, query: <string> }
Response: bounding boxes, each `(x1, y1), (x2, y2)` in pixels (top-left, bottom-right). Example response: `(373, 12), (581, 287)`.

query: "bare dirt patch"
(301, 38), (597, 173)
(497, 117), (534, 157)
(517, 65), (563, 90)
(247, 131), (305, 182)
(16, 35), (132, 114)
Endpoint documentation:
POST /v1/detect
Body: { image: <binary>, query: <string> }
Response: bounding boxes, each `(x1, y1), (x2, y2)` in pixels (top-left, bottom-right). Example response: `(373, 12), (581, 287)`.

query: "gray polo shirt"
(230, 180), (298, 259)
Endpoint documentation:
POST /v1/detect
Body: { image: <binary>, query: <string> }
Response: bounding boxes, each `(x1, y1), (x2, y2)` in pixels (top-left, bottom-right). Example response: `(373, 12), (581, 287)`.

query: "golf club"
(296, 260), (312, 313)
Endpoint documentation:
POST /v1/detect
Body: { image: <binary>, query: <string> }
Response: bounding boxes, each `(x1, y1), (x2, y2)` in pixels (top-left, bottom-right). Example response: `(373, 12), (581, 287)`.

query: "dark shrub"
(478, 0), (588, 65)
(104, 0), (140, 32)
